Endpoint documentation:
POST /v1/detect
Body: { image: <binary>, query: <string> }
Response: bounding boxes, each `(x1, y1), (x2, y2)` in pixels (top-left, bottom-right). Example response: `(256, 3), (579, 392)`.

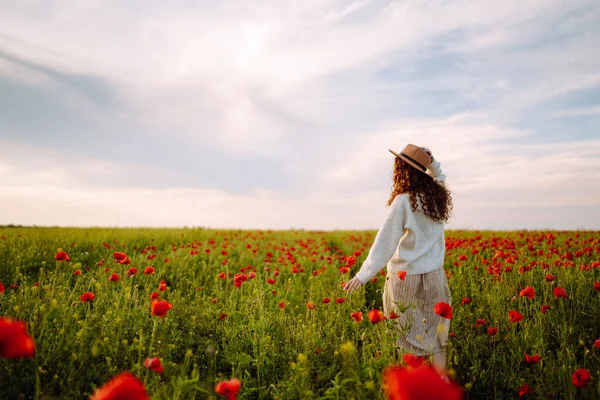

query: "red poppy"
(553, 287), (568, 299)
(434, 302), (452, 320)
(540, 304), (551, 314)
(336, 297), (346, 304)
(150, 292), (160, 300)
(593, 281), (600, 291)
(81, 292), (95, 302)
(143, 357), (164, 373)
(449, 332), (457, 338)
(398, 271), (407, 281)
(368, 309), (386, 324)
(267, 278), (276, 285)
(518, 383), (533, 397)
(108, 273), (120, 282)
(461, 297), (471, 306)
(278, 301), (285, 309)
(158, 280), (167, 292)
(525, 354), (540, 364)
(388, 312), (400, 319)
(215, 378), (241, 400)
(307, 302), (316, 310)
(90, 372), (148, 400)
(593, 339), (600, 349)
(487, 327), (498, 336)
(402, 353), (426, 368)
(220, 313), (228, 320)
(0, 317), (36, 358)
(113, 252), (128, 263)
(55, 251), (70, 261)
(350, 312), (363, 322)
(382, 362), (462, 400)
(545, 274), (556, 282)
(475, 318), (487, 327)
(211, 298), (217, 304)
(572, 368), (590, 389)
(0, 282), (4, 293)
(151, 300), (172, 317)
(509, 310), (523, 323)
(519, 286), (535, 299)
(143, 266), (155, 275)
(322, 297), (331, 304)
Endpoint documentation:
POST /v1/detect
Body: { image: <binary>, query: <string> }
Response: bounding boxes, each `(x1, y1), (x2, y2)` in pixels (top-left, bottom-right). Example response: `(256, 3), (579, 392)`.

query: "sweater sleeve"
(354, 195), (406, 284)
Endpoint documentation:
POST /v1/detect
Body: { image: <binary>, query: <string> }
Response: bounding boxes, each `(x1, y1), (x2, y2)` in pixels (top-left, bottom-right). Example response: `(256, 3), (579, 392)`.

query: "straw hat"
(389, 144), (432, 174)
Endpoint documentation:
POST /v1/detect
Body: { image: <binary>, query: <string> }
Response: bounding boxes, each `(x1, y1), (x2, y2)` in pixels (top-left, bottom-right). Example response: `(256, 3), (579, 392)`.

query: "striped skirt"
(382, 267), (451, 356)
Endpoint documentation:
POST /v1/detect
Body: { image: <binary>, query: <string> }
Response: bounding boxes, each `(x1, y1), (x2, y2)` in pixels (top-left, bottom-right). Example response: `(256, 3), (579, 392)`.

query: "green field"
(0, 227), (599, 399)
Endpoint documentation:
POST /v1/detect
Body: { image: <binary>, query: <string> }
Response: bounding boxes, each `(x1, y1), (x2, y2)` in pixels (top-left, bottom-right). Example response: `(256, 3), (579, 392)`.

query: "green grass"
(0, 227), (599, 399)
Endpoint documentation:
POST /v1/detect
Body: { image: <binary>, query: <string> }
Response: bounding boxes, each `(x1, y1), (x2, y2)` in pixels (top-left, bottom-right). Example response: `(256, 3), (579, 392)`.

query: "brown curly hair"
(387, 155), (453, 223)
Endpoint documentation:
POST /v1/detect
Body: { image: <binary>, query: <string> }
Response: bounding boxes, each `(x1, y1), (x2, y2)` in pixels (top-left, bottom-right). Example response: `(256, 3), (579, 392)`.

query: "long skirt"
(382, 267), (451, 356)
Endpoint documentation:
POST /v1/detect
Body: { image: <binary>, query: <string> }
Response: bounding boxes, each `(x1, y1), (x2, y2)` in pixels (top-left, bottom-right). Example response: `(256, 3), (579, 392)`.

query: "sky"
(0, 0), (599, 230)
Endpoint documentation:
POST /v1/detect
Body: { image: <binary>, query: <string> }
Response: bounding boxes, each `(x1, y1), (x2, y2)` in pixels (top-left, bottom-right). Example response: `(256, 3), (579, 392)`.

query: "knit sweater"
(354, 192), (445, 284)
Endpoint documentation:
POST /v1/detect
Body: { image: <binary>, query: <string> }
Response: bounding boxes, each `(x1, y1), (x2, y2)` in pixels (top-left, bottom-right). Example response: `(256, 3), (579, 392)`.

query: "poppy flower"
(593, 281), (600, 291)
(350, 312), (363, 322)
(593, 339), (600, 349)
(553, 287), (568, 299)
(449, 332), (457, 339)
(398, 271), (407, 281)
(143, 266), (155, 275)
(545, 274), (556, 282)
(215, 378), (241, 400)
(211, 298), (217, 304)
(388, 312), (400, 319)
(150, 291), (160, 300)
(475, 318), (486, 327)
(0, 282), (4, 293)
(402, 353), (426, 368)
(55, 251), (70, 261)
(336, 297), (346, 304)
(307, 302), (316, 310)
(151, 300), (172, 317)
(518, 383), (533, 397)
(525, 354), (540, 364)
(368, 309), (386, 324)
(113, 252), (128, 262)
(81, 292), (95, 302)
(108, 273), (120, 282)
(519, 286), (535, 299)
(220, 313), (228, 320)
(382, 362), (462, 400)
(509, 310), (523, 323)
(158, 280), (167, 292)
(90, 372), (148, 400)
(322, 298), (331, 304)
(540, 304), (551, 314)
(487, 327), (498, 336)
(572, 368), (590, 389)
(0, 317), (36, 358)
(143, 357), (164, 373)
(461, 297), (471, 306)
(434, 302), (452, 320)
(267, 278), (276, 285)
(339, 267), (350, 274)
(278, 301), (285, 309)
(127, 268), (138, 277)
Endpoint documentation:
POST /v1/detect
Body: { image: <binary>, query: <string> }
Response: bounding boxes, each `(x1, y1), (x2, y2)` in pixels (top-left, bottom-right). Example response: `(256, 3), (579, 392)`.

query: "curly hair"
(387, 156), (453, 223)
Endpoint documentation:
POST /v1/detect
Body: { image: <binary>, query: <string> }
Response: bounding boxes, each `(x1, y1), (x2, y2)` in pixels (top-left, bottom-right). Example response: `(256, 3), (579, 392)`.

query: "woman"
(343, 143), (453, 376)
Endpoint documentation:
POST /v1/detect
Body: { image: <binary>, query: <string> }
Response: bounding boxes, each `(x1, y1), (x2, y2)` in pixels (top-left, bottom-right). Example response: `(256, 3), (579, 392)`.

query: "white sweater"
(354, 192), (445, 284)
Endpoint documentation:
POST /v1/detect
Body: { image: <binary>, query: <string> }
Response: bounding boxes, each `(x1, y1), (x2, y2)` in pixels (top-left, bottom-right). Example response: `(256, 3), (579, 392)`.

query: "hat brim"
(388, 149), (429, 174)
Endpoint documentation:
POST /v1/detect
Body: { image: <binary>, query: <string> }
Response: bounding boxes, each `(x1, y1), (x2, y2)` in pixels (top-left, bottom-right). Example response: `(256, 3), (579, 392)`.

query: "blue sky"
(0, 0), (599, 230)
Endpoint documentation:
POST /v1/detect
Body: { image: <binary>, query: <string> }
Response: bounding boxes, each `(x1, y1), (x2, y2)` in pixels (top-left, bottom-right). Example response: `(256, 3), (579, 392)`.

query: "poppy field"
(0, 227), (599, 399)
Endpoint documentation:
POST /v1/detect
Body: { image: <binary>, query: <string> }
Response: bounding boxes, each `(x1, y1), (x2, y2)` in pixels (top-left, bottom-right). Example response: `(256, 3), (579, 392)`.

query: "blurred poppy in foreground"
(382, 355), (462, 400)
(368, 309), (386, 324)
(215, 377), (241, 400)
(90, 371), (148, 400)
(0, 317), (36, 358)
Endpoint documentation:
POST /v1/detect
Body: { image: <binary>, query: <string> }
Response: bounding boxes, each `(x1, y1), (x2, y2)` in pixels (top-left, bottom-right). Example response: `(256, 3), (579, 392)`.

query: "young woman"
(343, 143), (453, 375)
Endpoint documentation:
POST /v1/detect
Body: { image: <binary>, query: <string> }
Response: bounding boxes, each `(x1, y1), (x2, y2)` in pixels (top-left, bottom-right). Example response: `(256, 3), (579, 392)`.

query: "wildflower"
(90, 372), (148, 400)
(487, 327), (498, 336)
(525, 354), (540, 364)
(398, 271), (407, 280)
(350, 312), (363, 322)
(540, 304), (551, 314)
(518, 383), (533, 397)
(108, 273), (120, 282)
(509, 310), (523, 323)
(336, 297), (346, 304)
(143, 357), (164, 373)
(368, 309), (386, 324)
(143, 266), (155, 275)
(0, 317), (36, 358)
(434, 302), (452, 320)
(127, 268), (138, 277)
(461, 297), (471, 306)
(382, 359), (462, 400)
(81, 292), (95, 303)
(55, 251), (70, 261)
(572, 368), (590, 389)
(553, 287), (568, 299)
(519, 286), (535, 299)
(545, 274), (556, 282)
(215, 378), (241, 400)
(322, 297), (331, 304)
(151, 300), (172, 317)
(307, 302), (316, 310)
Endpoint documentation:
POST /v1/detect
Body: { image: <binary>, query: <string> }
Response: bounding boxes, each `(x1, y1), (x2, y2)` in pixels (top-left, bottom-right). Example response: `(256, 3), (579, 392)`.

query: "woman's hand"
(343, 276), (364, 294)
